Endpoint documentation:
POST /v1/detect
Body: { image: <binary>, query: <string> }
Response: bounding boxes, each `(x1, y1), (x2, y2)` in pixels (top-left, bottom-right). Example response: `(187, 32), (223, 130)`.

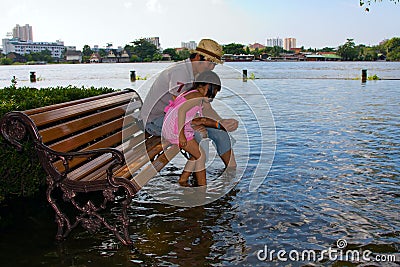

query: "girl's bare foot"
(178, 180), (191, 187)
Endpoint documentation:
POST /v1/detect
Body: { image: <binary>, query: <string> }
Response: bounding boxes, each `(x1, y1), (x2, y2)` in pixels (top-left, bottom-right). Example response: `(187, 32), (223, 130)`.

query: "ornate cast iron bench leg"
(46, 176), (71, 241)
(46, 175), (134, 245)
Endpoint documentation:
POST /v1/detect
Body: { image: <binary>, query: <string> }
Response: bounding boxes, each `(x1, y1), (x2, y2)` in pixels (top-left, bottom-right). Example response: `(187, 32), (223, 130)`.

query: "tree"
(250, 47), (261, 59)
(337, 39), (358, 61)
(384, 37), (400, 52)
(318, 47), (335, 52)
(360, 0), (399, 5)
(163, 48), (179, 61)
(25, 50), (53, 63)
(177, 49), (190, 60)
(98, 49), (107, 58)
(384, 38), (400, 60)
(360, 0), (399, 11)
(82, 45), (92, 57)
(0, 57), (12, 65)
(222, 43), (245, 55)
(270, 46), (284, 57)
(125, 39), (160, 62)
(82, 45), (93, 63)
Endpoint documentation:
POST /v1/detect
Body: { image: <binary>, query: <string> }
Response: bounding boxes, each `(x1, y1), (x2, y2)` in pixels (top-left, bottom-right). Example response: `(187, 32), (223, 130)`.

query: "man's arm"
(202, 101), (239, 132)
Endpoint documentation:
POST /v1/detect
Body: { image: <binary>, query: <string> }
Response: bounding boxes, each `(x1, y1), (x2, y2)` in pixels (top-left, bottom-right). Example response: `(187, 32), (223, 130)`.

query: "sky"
(1, 0), (399, 50)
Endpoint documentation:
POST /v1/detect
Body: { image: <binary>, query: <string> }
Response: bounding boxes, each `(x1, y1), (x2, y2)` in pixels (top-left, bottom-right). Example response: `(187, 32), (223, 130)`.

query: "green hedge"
(0, 86), (116, 203)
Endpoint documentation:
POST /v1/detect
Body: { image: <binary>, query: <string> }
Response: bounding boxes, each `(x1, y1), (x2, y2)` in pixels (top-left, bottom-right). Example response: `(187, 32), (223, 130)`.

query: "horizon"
(1, 0), (399, 50)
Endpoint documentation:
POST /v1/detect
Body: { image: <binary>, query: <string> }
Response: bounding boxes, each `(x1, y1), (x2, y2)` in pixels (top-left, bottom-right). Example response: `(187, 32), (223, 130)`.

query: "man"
(140, 38), (237, 167)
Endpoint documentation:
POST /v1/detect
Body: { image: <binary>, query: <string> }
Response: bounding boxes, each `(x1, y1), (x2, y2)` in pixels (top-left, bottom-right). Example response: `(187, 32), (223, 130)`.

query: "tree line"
(337, 38), (400, 61)
(1, 37), (400, 64)
(221, 37), (400, 61)
(81, 39), (191, 63)
(83, 36), (400, 63)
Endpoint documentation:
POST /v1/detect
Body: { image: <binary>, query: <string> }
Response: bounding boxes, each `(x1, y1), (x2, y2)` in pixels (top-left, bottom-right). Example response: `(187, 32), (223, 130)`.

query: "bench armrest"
(33, 141), (125, 184)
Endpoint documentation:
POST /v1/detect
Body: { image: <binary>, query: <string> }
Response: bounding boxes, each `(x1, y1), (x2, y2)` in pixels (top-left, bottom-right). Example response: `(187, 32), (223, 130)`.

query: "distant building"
(248, 42), (265, 50)
(162, 54), (172, 61)
(65, 50), (82, 63)
(181, 41), (197, 50)
(65, 46), (77, 51)
(291, 48), (302, 54)
(118, 50), (130, 63)
(2, 38), (65, 58)
(101, 49), (130, 63)
(144, 37), (161, 49)
(13, 24), (33, 42)
(222, 54), (255, 62)
(284, 38), (297, 51)
(89, 53), (101, 63)
(266, 37), (283, 48)
(102, 50), (118, 63)
(305, 53), (341, 61)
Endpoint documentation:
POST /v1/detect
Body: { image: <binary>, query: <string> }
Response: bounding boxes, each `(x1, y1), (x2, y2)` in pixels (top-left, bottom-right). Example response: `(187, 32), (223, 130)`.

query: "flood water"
(0, 61), (399, 266)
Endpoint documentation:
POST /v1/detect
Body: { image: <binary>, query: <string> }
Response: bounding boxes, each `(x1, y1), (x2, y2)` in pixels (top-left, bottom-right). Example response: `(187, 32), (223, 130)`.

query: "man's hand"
(179, 133), (187, 148)
(191, 124), (208, 138)
(220, 119), (238, 132)
(191, 118), (208, 138)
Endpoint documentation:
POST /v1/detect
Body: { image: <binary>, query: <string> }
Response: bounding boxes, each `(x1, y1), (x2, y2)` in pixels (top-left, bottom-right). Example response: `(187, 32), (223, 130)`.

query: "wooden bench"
(0, 89), (179, 245)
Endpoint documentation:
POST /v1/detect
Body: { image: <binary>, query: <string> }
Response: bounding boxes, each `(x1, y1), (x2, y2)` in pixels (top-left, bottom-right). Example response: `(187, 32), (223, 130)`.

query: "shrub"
(0, 86), (116, 203)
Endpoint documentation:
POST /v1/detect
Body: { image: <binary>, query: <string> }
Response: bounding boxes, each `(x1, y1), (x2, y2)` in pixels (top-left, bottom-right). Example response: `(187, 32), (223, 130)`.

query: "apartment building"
(266, 37), (283, 48)
(2, 38), (65, 58)
(284, 38), (297, 51)
(13, 24), (33, 42)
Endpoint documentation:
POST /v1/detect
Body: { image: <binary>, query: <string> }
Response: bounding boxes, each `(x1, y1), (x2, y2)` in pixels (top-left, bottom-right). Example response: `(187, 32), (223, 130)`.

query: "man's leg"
(206, 128), (237, 168)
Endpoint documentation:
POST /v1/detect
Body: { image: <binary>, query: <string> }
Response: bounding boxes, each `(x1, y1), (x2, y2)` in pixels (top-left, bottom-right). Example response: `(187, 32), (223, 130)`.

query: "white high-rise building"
(13, 24), (33, 42)
(144, 37), (161, 49)
(266, 37), (283, 48)
(181, 41), (197, 50)
(284, 38), (297, 51)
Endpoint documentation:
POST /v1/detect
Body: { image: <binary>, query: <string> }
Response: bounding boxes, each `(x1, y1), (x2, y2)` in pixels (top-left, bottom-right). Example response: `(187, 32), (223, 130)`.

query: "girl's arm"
(202, 100), (223, 121)
(191, 117), (226, 131)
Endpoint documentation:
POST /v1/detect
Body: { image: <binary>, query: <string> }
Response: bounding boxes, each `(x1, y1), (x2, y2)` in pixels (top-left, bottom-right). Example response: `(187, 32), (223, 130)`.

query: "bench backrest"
(19, 89), (147, 180)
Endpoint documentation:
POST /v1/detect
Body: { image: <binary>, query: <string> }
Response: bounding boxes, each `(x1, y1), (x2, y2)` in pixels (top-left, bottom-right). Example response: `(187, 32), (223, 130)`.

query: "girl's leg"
(180, 139), (207, 186)
(179, 158), (195, 186)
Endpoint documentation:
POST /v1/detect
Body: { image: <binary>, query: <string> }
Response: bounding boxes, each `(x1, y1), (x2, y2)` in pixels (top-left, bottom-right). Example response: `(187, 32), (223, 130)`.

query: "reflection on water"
(0, 62), (399, 266)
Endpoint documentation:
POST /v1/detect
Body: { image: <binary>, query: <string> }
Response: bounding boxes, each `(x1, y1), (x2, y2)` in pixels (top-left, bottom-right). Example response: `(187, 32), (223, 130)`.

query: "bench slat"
(40, 103), (136, 143)
(53, 125), (144, 178)
(30, 93), (136, 127)
(69, 135), (161, 182)
(24, 90), (136, 115)
(132, 145), (180, 188)
(49, 118), (124, 152)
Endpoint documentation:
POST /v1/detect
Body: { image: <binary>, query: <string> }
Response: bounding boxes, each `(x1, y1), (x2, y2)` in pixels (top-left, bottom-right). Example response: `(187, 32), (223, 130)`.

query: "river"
(0, 61), (399, 266)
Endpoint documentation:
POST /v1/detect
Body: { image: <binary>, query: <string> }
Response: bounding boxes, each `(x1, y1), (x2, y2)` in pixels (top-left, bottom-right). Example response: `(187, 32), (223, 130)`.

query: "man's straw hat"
(191, 39), (223, 64)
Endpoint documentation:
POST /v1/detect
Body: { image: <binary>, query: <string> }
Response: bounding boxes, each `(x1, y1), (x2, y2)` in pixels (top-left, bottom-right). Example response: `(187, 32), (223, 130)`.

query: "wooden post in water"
(130, 70), (136, 82)
(243, 69), (247, 82)
(362, 69), (367, 83)
(30, 72), (36, 83)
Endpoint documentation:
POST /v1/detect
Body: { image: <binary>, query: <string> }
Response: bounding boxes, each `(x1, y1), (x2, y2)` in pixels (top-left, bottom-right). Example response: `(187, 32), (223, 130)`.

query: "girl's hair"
(193, 70), (221, 99)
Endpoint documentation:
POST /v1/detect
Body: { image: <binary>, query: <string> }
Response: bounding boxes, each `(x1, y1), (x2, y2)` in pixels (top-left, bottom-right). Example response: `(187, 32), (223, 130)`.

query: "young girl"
(162, 70), (224, 187)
